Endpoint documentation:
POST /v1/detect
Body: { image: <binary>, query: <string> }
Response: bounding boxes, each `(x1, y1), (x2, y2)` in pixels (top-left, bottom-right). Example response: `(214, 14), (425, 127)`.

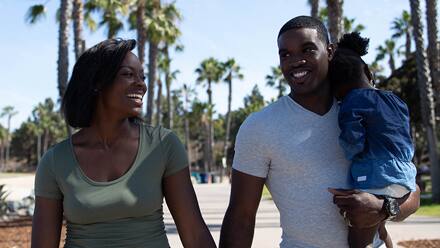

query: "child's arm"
(338, 103), (367, 161)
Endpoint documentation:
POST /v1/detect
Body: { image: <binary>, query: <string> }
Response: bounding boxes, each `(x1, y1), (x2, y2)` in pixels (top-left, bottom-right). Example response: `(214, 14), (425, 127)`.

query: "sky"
(0, 0), (436, 130)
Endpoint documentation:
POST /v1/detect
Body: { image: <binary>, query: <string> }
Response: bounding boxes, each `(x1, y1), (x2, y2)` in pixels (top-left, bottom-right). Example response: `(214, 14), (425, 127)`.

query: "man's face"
(278, 28), (333, 97)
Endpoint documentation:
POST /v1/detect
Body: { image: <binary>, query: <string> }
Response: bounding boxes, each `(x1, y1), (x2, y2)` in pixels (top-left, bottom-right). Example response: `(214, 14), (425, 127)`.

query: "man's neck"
(289, 90), (333, 116)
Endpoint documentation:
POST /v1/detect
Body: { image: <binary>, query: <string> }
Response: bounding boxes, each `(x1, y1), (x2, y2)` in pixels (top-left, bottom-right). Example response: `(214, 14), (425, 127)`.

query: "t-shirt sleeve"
(232, 114), (270, 178)
(162, 131), (189, 177)
(34, 149), (63, 199)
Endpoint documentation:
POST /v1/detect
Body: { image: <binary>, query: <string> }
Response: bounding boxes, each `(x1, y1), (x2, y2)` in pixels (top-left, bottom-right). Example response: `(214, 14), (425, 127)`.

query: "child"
(328, 32), (417, 248)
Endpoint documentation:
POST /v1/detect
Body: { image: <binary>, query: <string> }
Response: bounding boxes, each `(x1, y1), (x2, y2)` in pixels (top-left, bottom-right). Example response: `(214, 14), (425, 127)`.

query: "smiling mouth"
(289, 70), (310, 84)
(126, 94), (144, 105)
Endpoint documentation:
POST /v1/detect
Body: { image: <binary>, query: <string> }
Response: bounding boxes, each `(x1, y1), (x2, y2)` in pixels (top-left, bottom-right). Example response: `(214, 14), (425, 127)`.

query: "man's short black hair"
(62, 38), (136, 128)
(278, 15), (330, 45)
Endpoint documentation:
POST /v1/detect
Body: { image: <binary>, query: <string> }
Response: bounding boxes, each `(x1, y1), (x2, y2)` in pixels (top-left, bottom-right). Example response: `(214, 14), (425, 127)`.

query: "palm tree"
(58, 0), (70, 100)
(195, 58), (225, 172)
(136, 0), (147, 65)
(72, 0), (85, 59)
(308, 0), (319, 19)
(161, 3), (182, 129)
(375, 39), (397, 74)
(409, 0), (440, 203)
(326, 0), (343, 43)
(26, 0), (71, 100)
(183, 84), (196, 165)
(391, 10), (412, 60)
(0, 125), (6, 170)
(266, 66), (287, 99)
(0, 106), (18, 169)
(144, 0), (162, 125)
(84, 0), (129, 39)
(222, 59), (243, 161)
(343, 17), (365, 33)
(425, 0), (440, 113)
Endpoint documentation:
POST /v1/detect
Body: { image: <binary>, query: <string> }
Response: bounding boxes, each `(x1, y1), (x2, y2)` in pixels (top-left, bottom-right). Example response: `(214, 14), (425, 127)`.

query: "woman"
(31, 39), (216, 248)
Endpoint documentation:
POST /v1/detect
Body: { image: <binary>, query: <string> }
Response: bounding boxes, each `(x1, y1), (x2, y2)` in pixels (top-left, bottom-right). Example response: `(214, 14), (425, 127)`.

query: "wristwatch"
(382, 196), (400, 221)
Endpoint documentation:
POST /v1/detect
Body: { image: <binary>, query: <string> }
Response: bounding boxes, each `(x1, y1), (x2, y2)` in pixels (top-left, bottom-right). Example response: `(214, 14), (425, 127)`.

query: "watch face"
(387, 198), (400, 216)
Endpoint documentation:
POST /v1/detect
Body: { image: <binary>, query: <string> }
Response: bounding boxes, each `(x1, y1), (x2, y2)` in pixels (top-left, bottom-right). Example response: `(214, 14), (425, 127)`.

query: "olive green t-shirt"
(34, 124), (189, 248)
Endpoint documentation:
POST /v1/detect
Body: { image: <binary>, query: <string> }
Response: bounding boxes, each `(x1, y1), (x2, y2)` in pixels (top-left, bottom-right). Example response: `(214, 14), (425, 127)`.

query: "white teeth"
(127, 94), (143, 100)
(292, 71), (308, 78)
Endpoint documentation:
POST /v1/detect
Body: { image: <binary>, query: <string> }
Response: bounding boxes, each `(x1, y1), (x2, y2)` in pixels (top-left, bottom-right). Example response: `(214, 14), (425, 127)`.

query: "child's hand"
(328, 188), (386, 228)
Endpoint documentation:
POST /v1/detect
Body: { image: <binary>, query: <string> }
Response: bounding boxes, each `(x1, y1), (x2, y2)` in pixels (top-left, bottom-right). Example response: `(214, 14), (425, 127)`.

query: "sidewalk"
(1, 175), (439, 247)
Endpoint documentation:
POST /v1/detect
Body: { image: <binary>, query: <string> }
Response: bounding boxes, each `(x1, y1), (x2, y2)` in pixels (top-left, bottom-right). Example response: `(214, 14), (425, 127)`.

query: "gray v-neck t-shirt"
(233, 96), (351, 248)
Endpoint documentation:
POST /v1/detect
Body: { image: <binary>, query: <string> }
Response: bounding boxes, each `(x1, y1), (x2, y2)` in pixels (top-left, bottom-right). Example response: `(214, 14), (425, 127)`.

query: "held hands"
(328, 188), (387, 228)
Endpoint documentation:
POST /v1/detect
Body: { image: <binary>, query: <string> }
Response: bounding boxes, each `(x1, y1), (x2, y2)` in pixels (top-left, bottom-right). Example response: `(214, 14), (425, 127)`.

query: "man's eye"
(280, 53), (290, 58)
(141, 74), (146, 81)
(304, 47), (316, 53)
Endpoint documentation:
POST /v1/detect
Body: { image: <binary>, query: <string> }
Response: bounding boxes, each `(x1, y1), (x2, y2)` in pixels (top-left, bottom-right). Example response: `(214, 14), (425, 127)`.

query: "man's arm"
(219, 169), (266, 248)
(329, 185), (420, 228)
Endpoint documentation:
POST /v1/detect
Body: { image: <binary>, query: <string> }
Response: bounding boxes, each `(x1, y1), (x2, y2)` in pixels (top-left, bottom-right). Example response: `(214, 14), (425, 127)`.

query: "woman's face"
(99, 52), (147, 118)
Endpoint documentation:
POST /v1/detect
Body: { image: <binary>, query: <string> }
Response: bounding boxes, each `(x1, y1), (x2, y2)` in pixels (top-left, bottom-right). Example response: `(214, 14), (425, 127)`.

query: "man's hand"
(328, 188), (387, 228)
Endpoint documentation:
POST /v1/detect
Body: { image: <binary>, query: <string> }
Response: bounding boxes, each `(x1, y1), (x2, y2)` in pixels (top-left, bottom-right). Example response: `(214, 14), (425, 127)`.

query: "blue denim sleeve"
(338, 102), (366, 161)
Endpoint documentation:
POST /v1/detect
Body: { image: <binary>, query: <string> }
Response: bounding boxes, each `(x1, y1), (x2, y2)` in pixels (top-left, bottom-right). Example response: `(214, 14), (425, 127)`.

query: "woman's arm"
(329, 185), (420, 228)
(31, 196), (63, 248)
(163, 167), (216, 248)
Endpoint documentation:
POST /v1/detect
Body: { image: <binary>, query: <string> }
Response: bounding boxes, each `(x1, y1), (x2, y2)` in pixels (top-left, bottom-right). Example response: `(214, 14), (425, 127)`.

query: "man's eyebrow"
(302, 41), (318, 47)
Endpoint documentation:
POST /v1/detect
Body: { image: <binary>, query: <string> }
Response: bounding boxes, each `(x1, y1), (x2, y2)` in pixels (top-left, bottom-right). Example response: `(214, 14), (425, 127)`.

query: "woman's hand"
(163, 167), (217, 248)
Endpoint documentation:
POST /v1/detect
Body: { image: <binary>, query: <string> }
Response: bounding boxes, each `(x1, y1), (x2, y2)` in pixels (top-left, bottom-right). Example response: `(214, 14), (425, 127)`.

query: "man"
(219, 16), (419, 248)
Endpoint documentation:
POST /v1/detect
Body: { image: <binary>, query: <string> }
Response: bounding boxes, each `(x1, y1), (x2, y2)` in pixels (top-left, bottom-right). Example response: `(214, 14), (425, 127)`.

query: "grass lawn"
(262, 185), (271, 199)
(415, 197), (440, 217)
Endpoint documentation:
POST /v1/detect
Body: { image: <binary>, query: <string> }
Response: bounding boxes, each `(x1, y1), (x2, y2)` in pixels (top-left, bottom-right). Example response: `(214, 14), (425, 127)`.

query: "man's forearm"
(394, 185), (420, 222)
(219, 208), (256, 248)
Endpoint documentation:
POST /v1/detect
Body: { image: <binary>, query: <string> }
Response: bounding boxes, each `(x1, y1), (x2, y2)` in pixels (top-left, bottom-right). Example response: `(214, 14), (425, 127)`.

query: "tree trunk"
(165, 46), (173, 129)
(310, 0), (319, 19)
(327, 0), (343, 43)
(183, 86), (191, 168)
(405, 30), (412, 60)
(43, 129), (49, 154)
(207, 80), (214, 172)
(72, 0), (85, 60)
(5, 116), (11, 167)
(59, 0), (70, 136)
(410, 0), (440, 203)
(426, 0), (440, 114)
(146, 42), (159, 125)
(37, 134), (41, 163)
(137, 0), (146, 65)
(58, 0), (70, 99)
(156, 78), (163, 126)
(389, 54), (396, 72)
(0, 140), (4, 171)
(223, 73), (232, 159)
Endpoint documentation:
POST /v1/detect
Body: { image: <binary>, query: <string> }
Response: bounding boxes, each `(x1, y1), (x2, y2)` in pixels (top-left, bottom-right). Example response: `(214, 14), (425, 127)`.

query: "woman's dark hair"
(328, 32), (371, 87)
(62, 39), (136, 128)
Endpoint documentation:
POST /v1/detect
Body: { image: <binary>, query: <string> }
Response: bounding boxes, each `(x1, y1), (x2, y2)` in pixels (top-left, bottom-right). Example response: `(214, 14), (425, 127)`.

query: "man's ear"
(327, 43), (336, 60)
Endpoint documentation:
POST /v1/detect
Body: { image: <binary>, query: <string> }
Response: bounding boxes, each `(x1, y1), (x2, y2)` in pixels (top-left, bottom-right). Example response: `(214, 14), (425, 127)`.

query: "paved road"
(1, 175), (439, 247)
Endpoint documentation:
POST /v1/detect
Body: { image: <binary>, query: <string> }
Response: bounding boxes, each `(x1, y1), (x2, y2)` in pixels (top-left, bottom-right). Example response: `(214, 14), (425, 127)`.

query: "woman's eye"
(141, 74), (146, 81)
(122, 72), (134, 77)
(304, 47), (316, 53)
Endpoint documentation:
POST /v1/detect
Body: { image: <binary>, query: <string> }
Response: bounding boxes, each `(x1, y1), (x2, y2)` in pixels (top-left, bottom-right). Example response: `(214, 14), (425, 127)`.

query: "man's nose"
(291, 59), (306, 67)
